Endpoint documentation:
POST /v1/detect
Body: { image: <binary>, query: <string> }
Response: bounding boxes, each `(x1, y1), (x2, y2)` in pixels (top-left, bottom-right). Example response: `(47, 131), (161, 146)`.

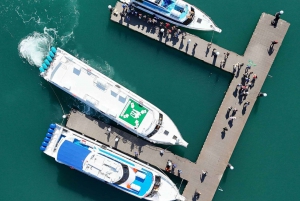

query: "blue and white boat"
(40, 123), (185, 201)
(128, 0), (221, 32)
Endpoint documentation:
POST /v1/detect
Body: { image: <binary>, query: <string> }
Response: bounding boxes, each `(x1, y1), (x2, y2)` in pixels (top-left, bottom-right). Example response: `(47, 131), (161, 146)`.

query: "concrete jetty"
(67, 3), (291, 201)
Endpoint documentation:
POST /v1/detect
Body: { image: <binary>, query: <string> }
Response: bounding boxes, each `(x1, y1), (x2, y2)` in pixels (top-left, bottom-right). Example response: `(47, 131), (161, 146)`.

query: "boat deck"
(61, 3), (291, 200)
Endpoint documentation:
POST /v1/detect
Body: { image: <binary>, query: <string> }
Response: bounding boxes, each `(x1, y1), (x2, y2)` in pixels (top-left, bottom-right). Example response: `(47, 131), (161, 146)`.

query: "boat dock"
(108, 2), (289, 200)
(66, 109), (194, 181)
(66, 3), (290, 201)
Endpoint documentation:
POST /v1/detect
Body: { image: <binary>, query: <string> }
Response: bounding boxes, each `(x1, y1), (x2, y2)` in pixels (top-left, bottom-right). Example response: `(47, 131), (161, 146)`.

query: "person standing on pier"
(271, 41), (278, 48)
(271, 10), (284, 26)
(134, 151), (138, 159)
(244, 101), (250, 107)
(274, 11), (284, 21)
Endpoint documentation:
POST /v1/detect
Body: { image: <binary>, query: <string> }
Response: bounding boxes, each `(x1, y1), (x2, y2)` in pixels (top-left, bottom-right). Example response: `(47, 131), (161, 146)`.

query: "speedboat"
(39, 47), (188, 147)
(129, 0), (221, 32)
(40, 123), (186, 201)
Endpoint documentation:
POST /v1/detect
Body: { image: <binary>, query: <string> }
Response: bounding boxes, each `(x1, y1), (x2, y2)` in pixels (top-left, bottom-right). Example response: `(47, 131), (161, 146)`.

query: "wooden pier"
(66, 109), (194, 181)
(66, 3), (290, 201)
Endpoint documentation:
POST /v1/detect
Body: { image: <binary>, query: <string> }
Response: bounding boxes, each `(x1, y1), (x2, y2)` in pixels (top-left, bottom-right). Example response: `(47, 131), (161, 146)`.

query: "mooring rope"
(47, 82), (66, 124)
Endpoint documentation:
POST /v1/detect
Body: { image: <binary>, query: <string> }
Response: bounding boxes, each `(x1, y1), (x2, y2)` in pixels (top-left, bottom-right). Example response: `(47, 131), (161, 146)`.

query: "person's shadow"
(212, 54), (217, 66)
(233, 87), (238, 97)
(225, 110), (230, 119)
(238, 94), (244, 104)
(205, 46), (210, 57)
(179, 37), (184, 50)
(185, 43), (189, 53)
(221, 131), (226, 139)
(192, 46), (196, 56)
(228, 119), (233, 128)
(271, 19), (278, 28)
(267, 45), (274, 55)
(242, 106), (247, 115)
(200, 174), (207, 183)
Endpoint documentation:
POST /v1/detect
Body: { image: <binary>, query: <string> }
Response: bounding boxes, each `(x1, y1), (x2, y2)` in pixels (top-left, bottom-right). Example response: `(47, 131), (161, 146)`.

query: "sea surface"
(0, 0), (299, 200)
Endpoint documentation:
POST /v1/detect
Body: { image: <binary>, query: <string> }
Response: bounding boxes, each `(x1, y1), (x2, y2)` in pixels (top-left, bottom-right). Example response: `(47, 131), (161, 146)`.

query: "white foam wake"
(18, 31), (53, 67)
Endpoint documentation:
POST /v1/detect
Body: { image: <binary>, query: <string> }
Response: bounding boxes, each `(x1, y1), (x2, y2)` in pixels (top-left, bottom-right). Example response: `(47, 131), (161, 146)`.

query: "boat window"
(146, 113), (163, 138)
(94, 78), (107, 90)
(118, 92), (127, 103)
(73, 66), (81, 75)
(113, 164), (130, 185)
(110, 87), (119, 97)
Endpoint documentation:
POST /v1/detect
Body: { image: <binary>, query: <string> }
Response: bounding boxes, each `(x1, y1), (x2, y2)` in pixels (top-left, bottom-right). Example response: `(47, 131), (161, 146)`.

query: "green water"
(0, 0), (299, 200)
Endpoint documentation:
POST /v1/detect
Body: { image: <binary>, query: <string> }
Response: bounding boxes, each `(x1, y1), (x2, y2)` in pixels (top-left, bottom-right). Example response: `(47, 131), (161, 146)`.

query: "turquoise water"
(0, 0), (299, 200)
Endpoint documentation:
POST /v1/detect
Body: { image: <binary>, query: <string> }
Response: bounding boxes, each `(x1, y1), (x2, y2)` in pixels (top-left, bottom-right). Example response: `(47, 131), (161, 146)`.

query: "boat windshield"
(183, 7), (195, 25)
(113, 164), (129, 185)
(146, 176), (161, 198)
(146, 113), (163, 138)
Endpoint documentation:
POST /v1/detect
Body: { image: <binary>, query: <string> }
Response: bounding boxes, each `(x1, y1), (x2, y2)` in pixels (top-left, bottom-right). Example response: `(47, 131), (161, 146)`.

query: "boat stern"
(39, 123), (64, 158)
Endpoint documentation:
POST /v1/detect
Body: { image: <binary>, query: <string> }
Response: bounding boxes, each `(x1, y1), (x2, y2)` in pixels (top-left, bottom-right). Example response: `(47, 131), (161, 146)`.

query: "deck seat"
(136, 171), (146, 180)
(130, 183), (141, 192)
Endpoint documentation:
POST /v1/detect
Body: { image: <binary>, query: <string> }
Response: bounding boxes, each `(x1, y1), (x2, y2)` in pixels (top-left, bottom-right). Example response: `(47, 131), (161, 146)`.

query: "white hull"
(41, 47), (188, 147)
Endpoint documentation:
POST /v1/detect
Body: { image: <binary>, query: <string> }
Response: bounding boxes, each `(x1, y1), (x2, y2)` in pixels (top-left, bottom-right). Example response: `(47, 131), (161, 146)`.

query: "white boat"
(39, 47), (188, 147)
(41, 123), (185, 201)
(127, 0), (221, 32)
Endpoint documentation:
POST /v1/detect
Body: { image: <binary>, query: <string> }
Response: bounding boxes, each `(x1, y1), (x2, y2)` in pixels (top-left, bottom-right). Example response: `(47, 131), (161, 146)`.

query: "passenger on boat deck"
(138, 13), (142, 19)
(165, 22), (170, 28)
(147, 18), (152, 23)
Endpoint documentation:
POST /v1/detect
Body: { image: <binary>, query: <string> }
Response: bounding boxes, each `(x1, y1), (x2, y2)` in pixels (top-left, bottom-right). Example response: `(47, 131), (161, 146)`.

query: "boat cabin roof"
(56, 140), (123, 183)
(44, 49), (157, 135)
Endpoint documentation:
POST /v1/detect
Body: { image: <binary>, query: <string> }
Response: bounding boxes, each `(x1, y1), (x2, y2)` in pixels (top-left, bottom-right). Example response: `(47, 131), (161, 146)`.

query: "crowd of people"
(121, 3), (183, 38)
